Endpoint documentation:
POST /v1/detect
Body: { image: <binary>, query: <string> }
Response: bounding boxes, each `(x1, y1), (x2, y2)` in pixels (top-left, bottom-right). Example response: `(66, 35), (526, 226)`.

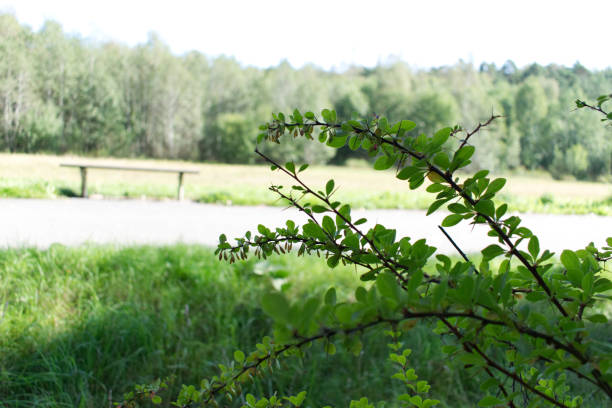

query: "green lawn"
(0, 153), (610, 215)
(0, 244), (608, 407)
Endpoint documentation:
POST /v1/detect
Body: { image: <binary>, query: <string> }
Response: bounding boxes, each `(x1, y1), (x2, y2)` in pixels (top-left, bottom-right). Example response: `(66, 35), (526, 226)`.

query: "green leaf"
(377, 117), (389, 132)
(324, 341), (336, 355)
(327, 254), (340, 268)
(376, 272), (400, 302)
(321, 108), (332, 122)
(335, 304), (353, 324)
(475, 200), (495, 218)
(326, 179), (335, 195)
(348, 135), (362, 150)
(448, 203), (468, 213)
(397, 166), (420, 180)
(432, 127), (451, 146)
(460, 353), (485, 366)
(257, 224), (268, 235)
(479, 378), (499, 392)
(322, 216), (336, 235)
(484, 178), (506, 196)
(391, 120), (416, 133)
(416, 380), (430, 393)
(423, 400), (440, 408)
(482, 244), (505, 260)
(409, 175), (425, 190)
(285, 162), (295, 173)
(152, 395), (162, 404)
(398, 120), (416, 132)
(426, 183), (445, 193)
(348, 119), (363, 130)
(457, 275), (475, 304)
(453, 145), (475, 164)
(427, 199), (448, 216)
(495, 203), (508, 219)
(261, 293), (289, 322)
(327, 134), (347, 148)
(409, 395), (423, 407)
(561, 250), (580, 271)
(374, 155), (396, 170)
(303, 221), (327, 241)
(432, 152), (450, 169)
(355, 286), (367, 303)
(441, 345), (458, 354)
(561, 250), (583, 285)
(286, 391), (307, 407)
(407, 269), (423, 293)
(311, 205), (327, 213)
(302, 297), (320, 320)
(324, 287), (336, 306)
(526, 291), (547, 302)
(595, 278), (612, 293)
(343, 233), (360, 250)
(473, 170), (489, 179)
(234, 350), (245, 363)
(478, 395), (503, 407)
(528, 236), (540, 258)
(441, 214), (463, 227)
(586, 314), (608, 323)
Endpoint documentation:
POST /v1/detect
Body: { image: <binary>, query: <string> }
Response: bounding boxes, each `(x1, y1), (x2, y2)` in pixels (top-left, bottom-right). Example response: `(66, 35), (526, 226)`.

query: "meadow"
(0, 244), (608, 407)
(1, 153), (611, 215)
(1, 153), (611, 406)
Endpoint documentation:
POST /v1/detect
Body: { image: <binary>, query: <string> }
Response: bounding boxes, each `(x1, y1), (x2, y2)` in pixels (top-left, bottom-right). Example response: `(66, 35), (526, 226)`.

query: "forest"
(1, 13), (611, 180)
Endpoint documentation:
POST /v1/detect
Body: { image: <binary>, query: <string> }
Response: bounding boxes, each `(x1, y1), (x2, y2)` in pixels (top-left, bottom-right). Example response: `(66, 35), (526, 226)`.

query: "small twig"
(458, 114), (502, 150)
(438, 225), (474, 269)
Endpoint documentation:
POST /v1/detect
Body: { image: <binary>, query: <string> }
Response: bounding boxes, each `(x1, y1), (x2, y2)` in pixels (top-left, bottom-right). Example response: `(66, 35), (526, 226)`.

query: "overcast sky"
(1, 0), (610, 71)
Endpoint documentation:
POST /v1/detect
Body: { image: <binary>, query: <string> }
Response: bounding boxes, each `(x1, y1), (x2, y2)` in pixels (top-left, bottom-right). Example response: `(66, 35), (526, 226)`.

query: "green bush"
(120, 97), (612, 408)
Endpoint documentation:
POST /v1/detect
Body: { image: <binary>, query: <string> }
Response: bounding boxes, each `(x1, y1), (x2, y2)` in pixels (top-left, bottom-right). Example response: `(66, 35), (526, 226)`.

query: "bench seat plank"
(60, 163), (199, 174)
(60, 163), (199, 200)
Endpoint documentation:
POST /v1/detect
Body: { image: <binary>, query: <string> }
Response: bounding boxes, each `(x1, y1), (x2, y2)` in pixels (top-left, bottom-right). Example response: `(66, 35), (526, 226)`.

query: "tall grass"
(0, 245), (607, 407)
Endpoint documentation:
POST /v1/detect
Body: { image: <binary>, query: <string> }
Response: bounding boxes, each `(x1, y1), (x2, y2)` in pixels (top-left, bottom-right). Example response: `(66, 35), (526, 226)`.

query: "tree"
(0, 14), (35, 152)
(515, 77), (554, 169)
(2, 13), (611, 181)
(209, 113), (255, 164)
(118, 96), (612, 407)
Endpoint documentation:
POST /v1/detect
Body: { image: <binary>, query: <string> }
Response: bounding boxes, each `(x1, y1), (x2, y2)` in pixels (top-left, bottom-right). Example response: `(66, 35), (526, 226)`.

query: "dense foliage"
(1, 14), (612, 179)
(117, 98), (612, 407)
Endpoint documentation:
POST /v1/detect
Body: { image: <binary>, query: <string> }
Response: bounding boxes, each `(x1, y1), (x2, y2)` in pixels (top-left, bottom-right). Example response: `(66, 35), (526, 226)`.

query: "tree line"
(1, 13), (611, 179)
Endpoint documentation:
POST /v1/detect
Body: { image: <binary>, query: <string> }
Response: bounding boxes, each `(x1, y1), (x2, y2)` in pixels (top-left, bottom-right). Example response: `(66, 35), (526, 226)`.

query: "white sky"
(1, 0), (610, 71)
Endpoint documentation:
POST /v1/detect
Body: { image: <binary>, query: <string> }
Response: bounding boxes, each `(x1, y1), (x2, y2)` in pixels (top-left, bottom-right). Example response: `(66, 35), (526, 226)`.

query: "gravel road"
(0, 198), (610, 254)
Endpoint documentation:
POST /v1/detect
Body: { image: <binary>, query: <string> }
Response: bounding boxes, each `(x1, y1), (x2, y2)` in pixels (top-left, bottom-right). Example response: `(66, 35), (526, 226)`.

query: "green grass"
(0, 245), (609, 407)
(0, 153), (610, 215)
(0, 245), (464, 407)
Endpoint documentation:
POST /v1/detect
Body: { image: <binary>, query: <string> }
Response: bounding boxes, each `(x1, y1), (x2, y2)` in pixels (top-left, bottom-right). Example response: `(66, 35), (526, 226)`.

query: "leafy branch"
(120, 97), (612, 408)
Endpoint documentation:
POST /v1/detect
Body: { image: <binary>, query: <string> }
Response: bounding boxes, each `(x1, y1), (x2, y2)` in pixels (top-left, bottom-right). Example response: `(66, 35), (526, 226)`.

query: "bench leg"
(177, 172), (184, 201)
(80, 167), (88, 198)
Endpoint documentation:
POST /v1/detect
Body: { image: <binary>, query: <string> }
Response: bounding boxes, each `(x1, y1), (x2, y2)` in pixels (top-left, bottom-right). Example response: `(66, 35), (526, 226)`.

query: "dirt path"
(0, 198), (610, 254)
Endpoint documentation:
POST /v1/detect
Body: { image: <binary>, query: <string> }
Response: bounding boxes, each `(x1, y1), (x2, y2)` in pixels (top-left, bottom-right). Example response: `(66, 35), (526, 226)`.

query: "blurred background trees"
(0, 13), (610, 179)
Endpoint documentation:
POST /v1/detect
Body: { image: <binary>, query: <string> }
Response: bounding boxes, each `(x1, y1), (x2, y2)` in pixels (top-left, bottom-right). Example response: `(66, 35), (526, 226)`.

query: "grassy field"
(0, 153), (610, 215)
(0, 244), (608, 407)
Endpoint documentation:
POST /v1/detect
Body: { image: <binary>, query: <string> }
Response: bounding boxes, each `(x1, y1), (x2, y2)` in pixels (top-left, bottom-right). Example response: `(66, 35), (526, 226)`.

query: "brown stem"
(441, 319), (570, 408)
(458, 114), (502, 150)
(256, 147), (411, 288)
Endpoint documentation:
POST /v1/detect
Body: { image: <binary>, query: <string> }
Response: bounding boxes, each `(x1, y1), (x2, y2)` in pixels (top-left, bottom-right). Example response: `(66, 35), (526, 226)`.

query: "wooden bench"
(60, 163), (199, 201)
